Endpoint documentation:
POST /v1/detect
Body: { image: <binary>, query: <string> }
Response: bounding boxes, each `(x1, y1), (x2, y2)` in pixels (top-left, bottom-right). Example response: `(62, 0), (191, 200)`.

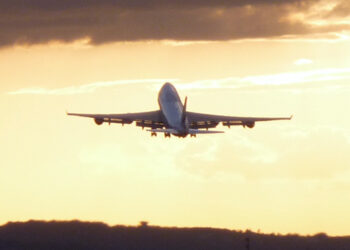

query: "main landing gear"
(151, 132), (171, 138)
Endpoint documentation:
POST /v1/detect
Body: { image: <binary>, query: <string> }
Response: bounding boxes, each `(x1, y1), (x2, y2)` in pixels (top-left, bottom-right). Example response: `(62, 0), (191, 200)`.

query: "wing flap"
(67, 110), (165, 128)
(190, 120), (219, 129)
(187, 111), (292, 129)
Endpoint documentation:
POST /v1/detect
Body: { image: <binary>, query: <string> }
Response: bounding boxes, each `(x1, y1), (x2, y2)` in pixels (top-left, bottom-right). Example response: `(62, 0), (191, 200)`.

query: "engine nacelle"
(244, 121), (255, 128)
(94, 118), (104, 125)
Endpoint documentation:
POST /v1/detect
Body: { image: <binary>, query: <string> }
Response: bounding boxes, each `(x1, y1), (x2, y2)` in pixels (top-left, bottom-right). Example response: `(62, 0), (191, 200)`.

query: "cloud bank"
(0, 0), (349, 47)
(7, 79), (174, 95)
(8, 68), (350, 95)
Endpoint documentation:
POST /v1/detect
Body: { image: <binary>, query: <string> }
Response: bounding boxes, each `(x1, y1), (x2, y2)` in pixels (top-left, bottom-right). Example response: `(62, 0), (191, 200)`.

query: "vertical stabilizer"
(182, 96), (187, 122)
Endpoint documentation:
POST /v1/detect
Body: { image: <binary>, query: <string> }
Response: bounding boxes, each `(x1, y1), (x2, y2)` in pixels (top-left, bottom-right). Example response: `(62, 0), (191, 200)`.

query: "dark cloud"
(327, 0), (350, 18)
(0, 0), (346, 47)
(0, 0), (315, 10)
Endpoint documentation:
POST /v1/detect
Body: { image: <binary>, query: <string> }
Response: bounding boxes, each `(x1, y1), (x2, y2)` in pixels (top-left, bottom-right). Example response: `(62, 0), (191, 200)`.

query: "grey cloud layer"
(0, 0), (314, 10)
(327, 0), (350, 18)
(0, 0), (346, 47)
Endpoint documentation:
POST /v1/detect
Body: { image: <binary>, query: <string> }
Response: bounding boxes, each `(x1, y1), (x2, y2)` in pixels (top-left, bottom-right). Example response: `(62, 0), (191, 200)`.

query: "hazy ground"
(1, 220), (349, 250)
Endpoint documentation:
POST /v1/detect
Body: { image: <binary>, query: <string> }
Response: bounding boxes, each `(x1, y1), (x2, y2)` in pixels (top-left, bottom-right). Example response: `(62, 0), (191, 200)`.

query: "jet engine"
(94, 118), (104, 125)
(244, 121), (255, 128)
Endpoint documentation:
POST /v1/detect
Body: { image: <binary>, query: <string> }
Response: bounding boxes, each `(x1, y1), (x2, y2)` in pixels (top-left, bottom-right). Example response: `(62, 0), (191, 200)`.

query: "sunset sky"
(1, 0), (350, 236)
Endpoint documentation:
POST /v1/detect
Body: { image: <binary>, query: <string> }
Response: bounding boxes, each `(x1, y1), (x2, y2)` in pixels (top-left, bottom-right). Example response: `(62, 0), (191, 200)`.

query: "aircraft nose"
(161, 82), (173, 92)
(164, 82), (172, 88)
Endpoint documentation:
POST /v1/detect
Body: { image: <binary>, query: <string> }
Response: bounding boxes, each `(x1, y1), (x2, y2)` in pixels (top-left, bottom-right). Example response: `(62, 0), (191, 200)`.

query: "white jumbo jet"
(67, 82), (292, 138)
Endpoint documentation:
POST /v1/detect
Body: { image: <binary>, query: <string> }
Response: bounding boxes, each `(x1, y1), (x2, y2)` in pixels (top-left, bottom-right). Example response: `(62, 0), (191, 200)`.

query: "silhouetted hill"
(0, 220), (349, 250)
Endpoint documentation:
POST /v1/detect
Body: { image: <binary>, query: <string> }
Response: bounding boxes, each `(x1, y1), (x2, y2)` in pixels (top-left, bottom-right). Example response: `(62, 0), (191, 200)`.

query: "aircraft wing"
(67, 110), (165, 128)
(186, 111), (292, 129)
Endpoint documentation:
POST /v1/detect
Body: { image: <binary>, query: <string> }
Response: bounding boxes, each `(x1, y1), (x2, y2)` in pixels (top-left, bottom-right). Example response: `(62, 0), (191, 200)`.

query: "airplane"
(67, 82), (292, 138)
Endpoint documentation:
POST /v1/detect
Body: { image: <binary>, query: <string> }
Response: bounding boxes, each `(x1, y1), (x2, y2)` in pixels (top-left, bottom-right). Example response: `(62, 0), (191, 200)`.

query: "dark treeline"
(0, 220), (349, 250)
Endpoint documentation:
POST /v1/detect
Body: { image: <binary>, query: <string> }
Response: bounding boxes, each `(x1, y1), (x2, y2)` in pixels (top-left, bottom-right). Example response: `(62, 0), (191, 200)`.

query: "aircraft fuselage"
(158, 82), (189, 137)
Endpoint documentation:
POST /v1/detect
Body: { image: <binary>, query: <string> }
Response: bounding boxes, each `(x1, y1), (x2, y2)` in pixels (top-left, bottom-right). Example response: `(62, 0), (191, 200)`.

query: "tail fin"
(181, 96), (187, 122)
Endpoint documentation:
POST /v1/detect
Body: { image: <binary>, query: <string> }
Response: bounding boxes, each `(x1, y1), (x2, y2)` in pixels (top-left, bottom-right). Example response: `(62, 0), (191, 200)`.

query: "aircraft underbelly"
(157, 82), (186, 133)
(161, 101), (182, 129)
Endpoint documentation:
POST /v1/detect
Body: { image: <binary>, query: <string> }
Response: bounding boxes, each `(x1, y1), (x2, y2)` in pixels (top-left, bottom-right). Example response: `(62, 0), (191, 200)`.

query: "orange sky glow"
(1, 0), (350, 236)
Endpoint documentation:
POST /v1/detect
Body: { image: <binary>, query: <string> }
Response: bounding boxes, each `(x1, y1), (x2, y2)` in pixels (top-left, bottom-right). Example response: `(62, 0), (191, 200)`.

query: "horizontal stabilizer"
(188, 129), (224, 134)
(146, 129), (177, 133)
(146, 128), (224, 134)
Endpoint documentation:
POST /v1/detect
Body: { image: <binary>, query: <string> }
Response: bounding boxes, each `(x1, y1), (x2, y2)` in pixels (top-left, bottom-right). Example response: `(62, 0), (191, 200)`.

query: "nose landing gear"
(190, 134), (196, 138)
(164, 133), (171, 138)
(151, 132), (157, 137)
